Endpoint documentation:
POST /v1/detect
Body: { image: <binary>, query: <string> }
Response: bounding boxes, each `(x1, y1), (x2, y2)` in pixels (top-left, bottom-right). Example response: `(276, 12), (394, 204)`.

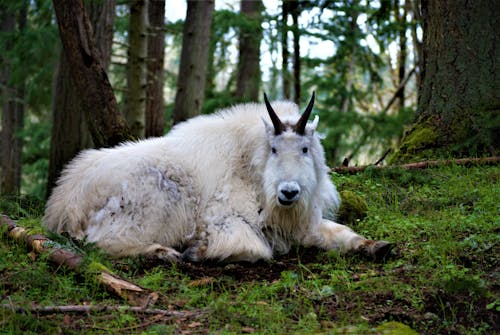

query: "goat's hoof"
(154, 246), (183, 263)
(358, 240), (394, 260)
(181, 245), (207, 262)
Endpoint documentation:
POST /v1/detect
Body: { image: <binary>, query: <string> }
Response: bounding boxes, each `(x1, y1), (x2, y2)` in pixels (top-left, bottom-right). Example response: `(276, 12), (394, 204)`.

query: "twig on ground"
(0, 303), (205, 318)
(331, 156), (500, 174)
(0, 215), (158, 307)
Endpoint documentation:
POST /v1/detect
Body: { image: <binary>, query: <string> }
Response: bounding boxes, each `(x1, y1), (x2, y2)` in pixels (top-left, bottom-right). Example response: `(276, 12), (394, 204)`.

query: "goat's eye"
(271, 147), (277, 154)
(302, 147), (308, 154)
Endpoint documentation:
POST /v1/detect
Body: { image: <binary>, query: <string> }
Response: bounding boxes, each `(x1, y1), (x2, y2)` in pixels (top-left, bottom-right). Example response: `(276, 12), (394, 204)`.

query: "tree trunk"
(1, 5), (25, 196)
(47, 0), (116, 196)
(87, 0), (116, 71)
(235, 0), (263, 102)
(394, 0), (408, 109)
(393, 0), (499, 162)
(52, 0), (132, 148)
(410, 0), (423, 94)
(172, 0), (214, 124)
(290, 1), (300, 104)
(281, 1), (290, 99)
(126, 0), (149, 138)
(145, 0), (165, 137)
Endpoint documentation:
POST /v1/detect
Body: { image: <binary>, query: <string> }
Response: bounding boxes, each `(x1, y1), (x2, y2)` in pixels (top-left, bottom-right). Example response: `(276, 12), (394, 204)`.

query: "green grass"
(1, 165), (498, 334)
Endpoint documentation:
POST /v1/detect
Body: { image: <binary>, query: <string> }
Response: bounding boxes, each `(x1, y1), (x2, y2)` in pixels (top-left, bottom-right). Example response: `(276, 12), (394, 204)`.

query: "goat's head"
(262, 92), (321, 209)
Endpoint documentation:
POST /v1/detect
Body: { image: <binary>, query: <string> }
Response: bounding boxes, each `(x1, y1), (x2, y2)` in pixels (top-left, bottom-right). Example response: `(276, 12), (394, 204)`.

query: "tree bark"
(281, 1), (290, 99)
(235, 0), (263, 102)
(410, 0), (423, 94)
(394, 0), (408, 109)
(145, 0), (165, 137)
(126, 0), (149, 138)
(52, 0), (132, 148)
(290, 1), (300, 104)
(47, 0), (116, 196)
(1, 5), (25, 196)
(172, 0), (214, 124)
(87, 0), (116, 71)
(393, 0), (499, 161)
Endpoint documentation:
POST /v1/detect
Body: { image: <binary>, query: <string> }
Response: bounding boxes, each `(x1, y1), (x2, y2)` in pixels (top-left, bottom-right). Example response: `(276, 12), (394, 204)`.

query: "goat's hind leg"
(95, 238), (183, 263)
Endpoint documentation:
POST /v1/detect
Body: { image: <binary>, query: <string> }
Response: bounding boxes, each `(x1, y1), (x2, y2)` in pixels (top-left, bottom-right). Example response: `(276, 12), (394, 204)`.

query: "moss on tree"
(390, 119), (439, 163)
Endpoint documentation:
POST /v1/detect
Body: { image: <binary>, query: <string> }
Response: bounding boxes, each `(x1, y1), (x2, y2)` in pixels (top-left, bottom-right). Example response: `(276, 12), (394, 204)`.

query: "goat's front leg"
(302, 219), (392, 258)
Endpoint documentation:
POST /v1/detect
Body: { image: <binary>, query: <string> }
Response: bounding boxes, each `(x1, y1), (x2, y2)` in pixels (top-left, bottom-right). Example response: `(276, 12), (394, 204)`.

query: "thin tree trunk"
(52, 0), (132, 148)
(281, 0), (290, 99)
(126, 0), (149, 138)
(145, 0), (165, 137)
(47, 56), (85, 195)
(1, 6), (24, 196)
(290, 1), (300, 104)
(410, 0), (423, 91)
(394, 0), (408, 109)
(172, 0), (214, 124)
(14, 5), (26, 193)
(47, 0), (116, 196)
(235, 0), (263, 102)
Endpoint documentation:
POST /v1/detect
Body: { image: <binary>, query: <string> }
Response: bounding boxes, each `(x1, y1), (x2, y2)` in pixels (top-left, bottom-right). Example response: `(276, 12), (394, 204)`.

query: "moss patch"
(337, 190), (368, 226)
(376, 321), (420, 335)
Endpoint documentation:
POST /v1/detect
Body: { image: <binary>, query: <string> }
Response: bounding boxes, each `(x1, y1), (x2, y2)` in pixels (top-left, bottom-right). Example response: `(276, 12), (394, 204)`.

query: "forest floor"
(1, 164), (498, 334)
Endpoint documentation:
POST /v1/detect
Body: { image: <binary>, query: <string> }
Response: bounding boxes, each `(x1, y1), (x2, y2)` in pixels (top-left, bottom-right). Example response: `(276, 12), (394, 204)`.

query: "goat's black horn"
(264, 93), (285, 135)
(294, 91), (315, 135)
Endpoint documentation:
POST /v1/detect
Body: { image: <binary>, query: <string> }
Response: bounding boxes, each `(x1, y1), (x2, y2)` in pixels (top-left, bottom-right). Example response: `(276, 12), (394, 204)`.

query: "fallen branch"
(0, 215), (158, 307)
(331, 156), (500, 174)
(0, 303), (204, 318)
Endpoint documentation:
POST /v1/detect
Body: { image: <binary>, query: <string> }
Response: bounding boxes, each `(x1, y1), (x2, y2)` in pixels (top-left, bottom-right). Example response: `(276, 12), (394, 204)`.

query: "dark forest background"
(0, 0), (498, 200)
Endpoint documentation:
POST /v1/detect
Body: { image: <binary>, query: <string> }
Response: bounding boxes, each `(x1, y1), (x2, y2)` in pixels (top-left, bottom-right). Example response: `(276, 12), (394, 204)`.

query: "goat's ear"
(311, 115), (319, 130)
(306, 115), (319, 135)
(262, 117), (275, 136)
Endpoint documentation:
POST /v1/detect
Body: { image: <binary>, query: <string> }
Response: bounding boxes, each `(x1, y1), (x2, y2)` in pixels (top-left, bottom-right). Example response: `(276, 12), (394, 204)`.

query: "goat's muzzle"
(277, 181), (301, 206)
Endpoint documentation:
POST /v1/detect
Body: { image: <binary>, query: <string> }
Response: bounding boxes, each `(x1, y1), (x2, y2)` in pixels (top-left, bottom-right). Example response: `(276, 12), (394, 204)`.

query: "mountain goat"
(44, 93), (391, 263)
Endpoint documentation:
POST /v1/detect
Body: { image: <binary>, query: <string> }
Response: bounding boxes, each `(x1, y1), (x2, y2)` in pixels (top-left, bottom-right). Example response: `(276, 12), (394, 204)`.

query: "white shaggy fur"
(44, 100), (382, 262)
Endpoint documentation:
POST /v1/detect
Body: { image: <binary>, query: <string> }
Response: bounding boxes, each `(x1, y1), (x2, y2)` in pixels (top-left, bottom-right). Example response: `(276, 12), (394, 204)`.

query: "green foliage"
(0, 1), (59, 114)
(292, 1), (418, 165)
(20, 119), (51, 199)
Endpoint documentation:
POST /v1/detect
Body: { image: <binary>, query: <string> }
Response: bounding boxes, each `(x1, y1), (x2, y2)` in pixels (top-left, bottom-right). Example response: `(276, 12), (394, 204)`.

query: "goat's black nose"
(281, 189), (299, 200)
